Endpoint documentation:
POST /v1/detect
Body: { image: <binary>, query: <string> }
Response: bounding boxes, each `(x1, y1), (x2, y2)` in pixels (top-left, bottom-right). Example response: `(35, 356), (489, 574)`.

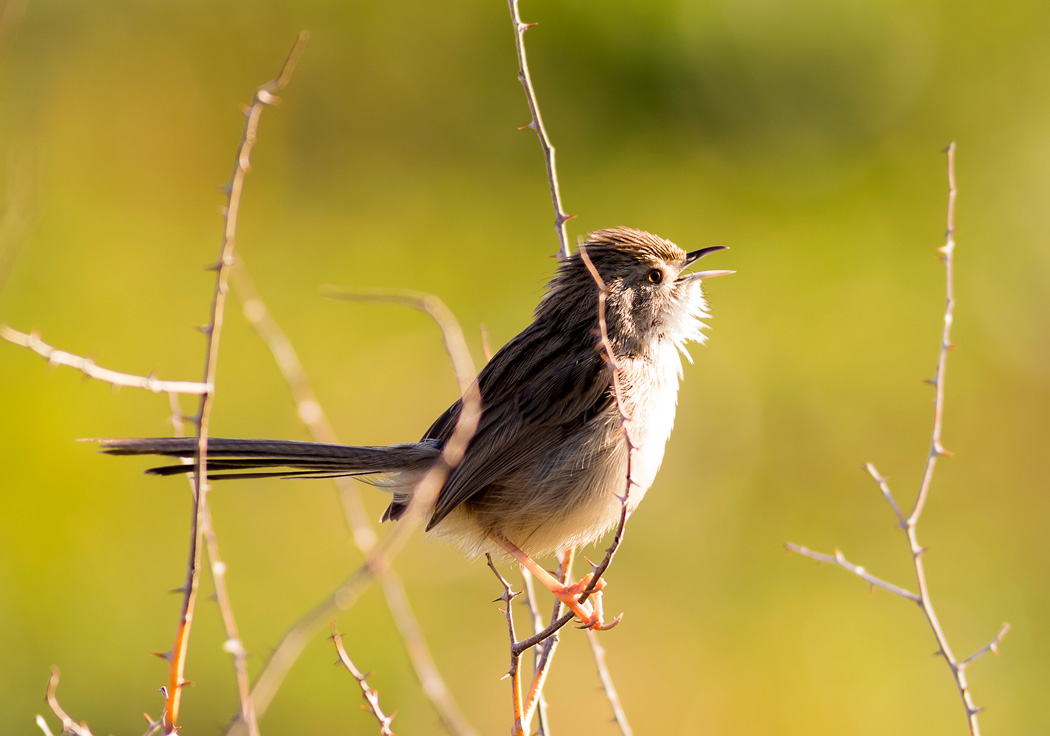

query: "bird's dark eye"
(647, 268), (663, 284)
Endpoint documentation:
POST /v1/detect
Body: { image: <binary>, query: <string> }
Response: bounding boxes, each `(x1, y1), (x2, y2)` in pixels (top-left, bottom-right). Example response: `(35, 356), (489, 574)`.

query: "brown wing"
(416, 320), (613, 530)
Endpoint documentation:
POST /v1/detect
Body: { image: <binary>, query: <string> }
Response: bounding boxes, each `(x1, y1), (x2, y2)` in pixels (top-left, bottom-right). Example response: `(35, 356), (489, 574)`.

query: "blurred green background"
(1, 0), (1047, 734)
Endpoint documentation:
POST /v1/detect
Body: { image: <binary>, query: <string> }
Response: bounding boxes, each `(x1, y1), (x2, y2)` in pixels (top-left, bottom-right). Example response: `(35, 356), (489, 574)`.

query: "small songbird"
(100, 227), (731, 628)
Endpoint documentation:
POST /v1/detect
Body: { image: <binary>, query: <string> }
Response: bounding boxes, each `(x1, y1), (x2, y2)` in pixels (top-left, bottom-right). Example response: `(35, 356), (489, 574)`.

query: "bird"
(99, 227), (731, 628)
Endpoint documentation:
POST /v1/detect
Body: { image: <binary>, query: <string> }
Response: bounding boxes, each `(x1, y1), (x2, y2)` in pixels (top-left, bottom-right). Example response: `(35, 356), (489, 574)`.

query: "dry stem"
(506, 0), (572, 258)
(498, 10), (632, 731)
(168, 395), (258, 736)
(331, 624), (398, 736)
(0, 326), (209, 394)
(488, 556), (527, 736)
(519, 568), (552, 735)
(40, 669), (99, 736)
(160, 31), (308, 734)
(486, 245), (636, 735)
(786, 143), (1007, 735)
(586, 628), (633, 736)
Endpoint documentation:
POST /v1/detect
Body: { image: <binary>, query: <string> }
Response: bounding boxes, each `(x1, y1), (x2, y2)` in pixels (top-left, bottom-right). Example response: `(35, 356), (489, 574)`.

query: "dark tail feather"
(96, 437), (438, 479)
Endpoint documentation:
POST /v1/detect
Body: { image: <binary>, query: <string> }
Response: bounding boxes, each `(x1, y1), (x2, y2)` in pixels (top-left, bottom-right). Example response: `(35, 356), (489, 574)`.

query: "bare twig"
(34, 715), (55, 736)
(0, 326), (210, 394)
(161, 31), (308, 734)
(502, 254), (634, 663)
(960, 623), (1010, 668)
(586, 629), (633, 736)
(168, 395), (258, 736)
(784, 544), (920, 602)
(506, 0), (572, 258)
(487, 556), (526, 736)
(519, 568), (551, 735)
(575, 245), (636, 591)
(787, 144), (1007, 735)
(41, 669), (98, 736)
(479, 323), (494, 363)
(863, 462), (907, 528)
(331, 624), (398, 736)
(490, 246), (636, 735)
(227, 264), (476, 736)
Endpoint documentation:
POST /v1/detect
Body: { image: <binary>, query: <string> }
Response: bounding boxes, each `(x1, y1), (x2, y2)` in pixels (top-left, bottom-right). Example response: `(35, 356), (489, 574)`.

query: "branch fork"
(786, 143), (1007, 736)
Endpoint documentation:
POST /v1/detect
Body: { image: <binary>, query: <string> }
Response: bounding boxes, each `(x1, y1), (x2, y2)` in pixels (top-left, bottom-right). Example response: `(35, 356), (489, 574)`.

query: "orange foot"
(492, 535), (622, 630)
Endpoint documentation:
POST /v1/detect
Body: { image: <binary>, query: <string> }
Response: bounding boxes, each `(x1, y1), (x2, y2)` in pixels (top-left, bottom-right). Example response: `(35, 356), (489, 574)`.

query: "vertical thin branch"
(494, 247), (635, 734)
(331, 624), (398, 736)
(487, 556), (526, 736)
(576, 245), (636, 591)
(909, 142), (957, 525)
(787, 144), (1007, 736)
(898, 141), (989, 735)
(506, 0), (572, 258)
(519, 568), (551, 735)
(161, 31), (308, 734)
(586, 629), (633, 736)
(168, 394), (258, 736)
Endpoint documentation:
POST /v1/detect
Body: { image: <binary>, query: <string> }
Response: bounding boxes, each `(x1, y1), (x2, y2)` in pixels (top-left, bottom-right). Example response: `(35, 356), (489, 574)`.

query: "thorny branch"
(168, 395), (258, 736)
(586, 628), (634, 736)
(787, 143), (1008, 736)
(331, 624), (398, 736)
(518, 552), (572, 736)
(0, 326), (210, 395)
(487, 556), (526, 736)
(159, 31), (309, 734)
(507, 0), (572, 259)
(486, 244), (636, 736)
(783, 543), (920, 602)
(490, 7), (632, 731)
(519, 568), (552, 735)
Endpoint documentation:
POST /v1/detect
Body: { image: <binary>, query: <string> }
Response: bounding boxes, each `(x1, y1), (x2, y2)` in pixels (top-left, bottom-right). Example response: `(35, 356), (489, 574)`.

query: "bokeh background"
(1, 1), (1047, 734)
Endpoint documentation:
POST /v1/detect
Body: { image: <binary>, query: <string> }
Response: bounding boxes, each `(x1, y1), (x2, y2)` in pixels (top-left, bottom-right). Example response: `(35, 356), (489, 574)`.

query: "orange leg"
(491, 534), (618, 630)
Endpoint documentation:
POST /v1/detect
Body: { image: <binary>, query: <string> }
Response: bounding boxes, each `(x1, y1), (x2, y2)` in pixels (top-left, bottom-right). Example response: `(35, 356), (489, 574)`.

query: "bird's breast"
(619, 344), (683, 500)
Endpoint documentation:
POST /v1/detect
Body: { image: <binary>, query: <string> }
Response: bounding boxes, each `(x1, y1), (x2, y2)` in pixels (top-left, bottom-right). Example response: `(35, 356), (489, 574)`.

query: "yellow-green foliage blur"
(1, 2), (1047, 734)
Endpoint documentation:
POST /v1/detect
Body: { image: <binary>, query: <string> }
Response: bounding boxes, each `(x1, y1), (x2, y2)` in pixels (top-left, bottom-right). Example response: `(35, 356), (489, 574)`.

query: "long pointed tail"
(97, 437), (439, 480)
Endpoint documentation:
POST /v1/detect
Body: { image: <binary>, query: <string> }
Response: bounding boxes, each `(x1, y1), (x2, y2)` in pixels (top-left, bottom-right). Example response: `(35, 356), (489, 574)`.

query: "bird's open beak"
(682, 245), (734, 280)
